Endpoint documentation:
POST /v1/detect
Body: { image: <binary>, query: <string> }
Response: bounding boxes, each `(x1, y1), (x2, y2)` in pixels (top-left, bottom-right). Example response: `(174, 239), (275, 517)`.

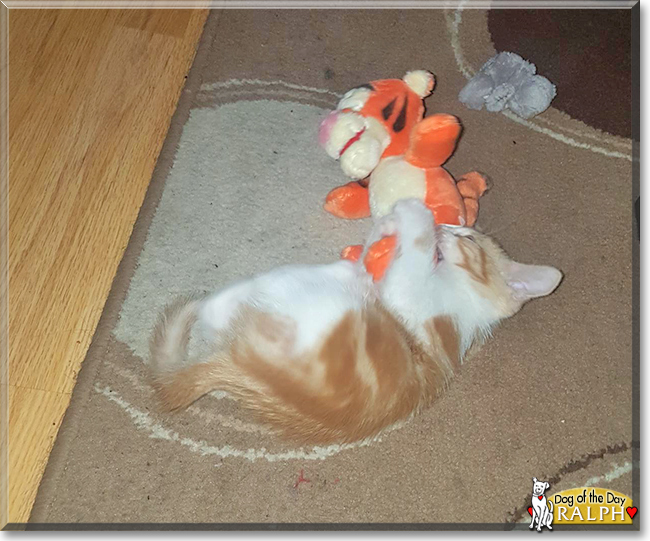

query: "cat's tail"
(149, 295), (226, 411)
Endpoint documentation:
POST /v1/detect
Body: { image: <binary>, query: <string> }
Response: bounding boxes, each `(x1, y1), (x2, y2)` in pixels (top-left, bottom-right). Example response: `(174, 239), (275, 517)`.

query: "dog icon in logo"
(529, 477), (554, 531)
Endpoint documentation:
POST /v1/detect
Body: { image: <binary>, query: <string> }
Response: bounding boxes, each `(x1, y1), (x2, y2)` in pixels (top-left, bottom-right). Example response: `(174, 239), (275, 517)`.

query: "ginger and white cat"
(150, 199), (561, 444)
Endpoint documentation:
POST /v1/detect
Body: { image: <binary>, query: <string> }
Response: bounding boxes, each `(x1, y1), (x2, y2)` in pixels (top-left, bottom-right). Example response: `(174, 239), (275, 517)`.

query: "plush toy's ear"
(533, 477), (537, 483)
(504, 262), (563, 301)
(545, 482), (550, 490)
(403, 70), (435, 98)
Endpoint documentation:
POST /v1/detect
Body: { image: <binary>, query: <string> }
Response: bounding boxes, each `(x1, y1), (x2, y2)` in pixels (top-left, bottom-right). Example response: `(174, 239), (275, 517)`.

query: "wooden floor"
(4, 8), (209, 525)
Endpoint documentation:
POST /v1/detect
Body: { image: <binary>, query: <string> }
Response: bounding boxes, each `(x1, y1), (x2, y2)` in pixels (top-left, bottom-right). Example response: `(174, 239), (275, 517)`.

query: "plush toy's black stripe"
(392, 98), (408, 132)
(356, 83), (375, 91)
(381, 98), (396, 121)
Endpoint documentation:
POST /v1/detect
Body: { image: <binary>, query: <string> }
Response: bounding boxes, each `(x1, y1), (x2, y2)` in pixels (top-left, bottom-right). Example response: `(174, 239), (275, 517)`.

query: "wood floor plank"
(7, 385), (70, 524)
(6, 8), (209, 524)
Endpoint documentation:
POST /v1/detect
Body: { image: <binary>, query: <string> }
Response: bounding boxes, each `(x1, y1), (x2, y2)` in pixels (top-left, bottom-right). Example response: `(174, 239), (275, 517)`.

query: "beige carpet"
(27, 8), (637, 528)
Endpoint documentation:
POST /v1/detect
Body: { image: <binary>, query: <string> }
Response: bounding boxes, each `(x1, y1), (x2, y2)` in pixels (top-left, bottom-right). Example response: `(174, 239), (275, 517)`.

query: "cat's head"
(434, 224), (563, 326)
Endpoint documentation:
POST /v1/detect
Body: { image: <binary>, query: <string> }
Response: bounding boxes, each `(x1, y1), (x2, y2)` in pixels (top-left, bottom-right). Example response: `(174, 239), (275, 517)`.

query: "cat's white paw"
(378, 214), (399, 237)
(391, 198), (434, 236)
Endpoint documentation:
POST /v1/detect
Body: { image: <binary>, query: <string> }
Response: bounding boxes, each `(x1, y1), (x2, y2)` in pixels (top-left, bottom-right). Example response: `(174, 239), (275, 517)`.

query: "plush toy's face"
(319, 89), (390, 181)
(319, 72), (434, 180)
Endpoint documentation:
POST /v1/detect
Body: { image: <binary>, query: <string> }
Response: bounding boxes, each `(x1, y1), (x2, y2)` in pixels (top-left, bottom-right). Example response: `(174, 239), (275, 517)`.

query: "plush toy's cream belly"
(369, 156), (427, 218)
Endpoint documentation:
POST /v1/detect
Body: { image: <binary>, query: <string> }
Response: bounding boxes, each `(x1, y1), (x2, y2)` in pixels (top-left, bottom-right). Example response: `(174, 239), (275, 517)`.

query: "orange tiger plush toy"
(319, 70), (489, 281)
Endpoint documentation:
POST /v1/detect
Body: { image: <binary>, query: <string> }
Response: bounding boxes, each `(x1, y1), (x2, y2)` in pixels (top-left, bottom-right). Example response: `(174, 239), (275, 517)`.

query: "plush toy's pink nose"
(318, 111), (339, 148)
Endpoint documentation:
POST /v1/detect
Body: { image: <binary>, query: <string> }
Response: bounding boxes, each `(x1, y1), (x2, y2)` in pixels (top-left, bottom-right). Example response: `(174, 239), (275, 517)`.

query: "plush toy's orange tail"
(404, 114), (462, 169)
(456, 172), (489, 227)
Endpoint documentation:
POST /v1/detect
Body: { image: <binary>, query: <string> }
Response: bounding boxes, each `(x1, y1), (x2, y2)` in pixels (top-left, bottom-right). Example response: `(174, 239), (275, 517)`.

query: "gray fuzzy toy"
(459, 52), (556, 119)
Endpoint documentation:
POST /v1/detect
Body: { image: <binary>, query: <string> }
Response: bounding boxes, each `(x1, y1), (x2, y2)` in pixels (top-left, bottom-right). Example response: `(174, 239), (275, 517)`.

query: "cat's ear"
(504, 262), (563, 301)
